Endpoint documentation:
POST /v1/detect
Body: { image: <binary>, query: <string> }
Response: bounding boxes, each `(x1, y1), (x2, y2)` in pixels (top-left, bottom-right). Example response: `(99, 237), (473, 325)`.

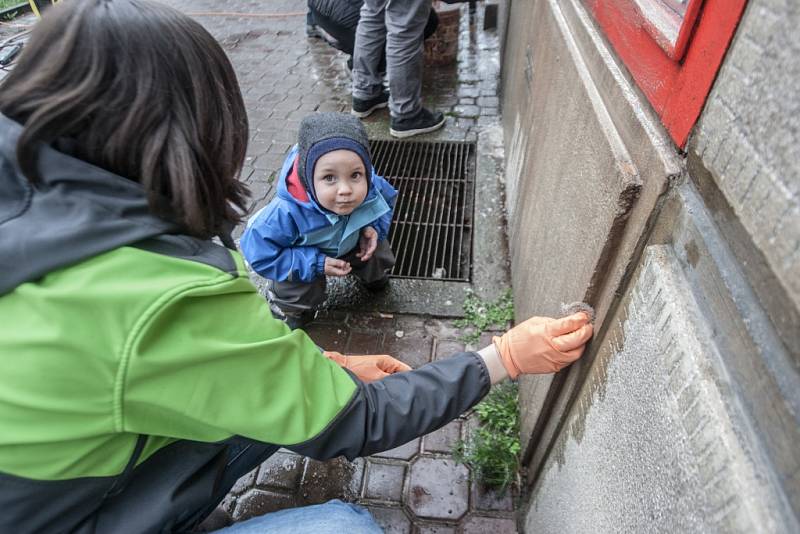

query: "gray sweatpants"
(268, 240), (396, 317)
(351, 0), (431, 119)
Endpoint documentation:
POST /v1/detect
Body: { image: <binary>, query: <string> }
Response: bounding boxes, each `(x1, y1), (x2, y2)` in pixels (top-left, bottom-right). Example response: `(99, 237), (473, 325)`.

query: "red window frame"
(585, 0), (748, 148)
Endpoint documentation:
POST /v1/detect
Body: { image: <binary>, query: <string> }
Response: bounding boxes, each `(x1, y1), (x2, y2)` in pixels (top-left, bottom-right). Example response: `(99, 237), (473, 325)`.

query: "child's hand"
(324, 257), (352, 276)
(324, 351), (412, 382)
(356, 227), (378, 262)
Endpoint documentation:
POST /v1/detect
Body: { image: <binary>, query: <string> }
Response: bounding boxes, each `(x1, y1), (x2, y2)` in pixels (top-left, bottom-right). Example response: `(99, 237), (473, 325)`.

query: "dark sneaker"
(351, 91), (390, 118)
(284, 310), (316, 330)
(363, 277), (390, 293)
(306, 24), (321, 39)
(390, 107), (445, 138)
(268, 301), (315, 330)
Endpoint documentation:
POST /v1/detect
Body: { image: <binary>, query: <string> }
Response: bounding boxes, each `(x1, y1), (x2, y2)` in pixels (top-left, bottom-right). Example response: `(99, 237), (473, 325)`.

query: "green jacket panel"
(0, 246), (355, 480)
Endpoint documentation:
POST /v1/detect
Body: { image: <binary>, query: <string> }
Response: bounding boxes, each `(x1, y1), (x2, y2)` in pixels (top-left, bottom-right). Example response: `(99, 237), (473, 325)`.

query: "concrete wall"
(691, 0), (800, 358)
(500, 0), (799, 531)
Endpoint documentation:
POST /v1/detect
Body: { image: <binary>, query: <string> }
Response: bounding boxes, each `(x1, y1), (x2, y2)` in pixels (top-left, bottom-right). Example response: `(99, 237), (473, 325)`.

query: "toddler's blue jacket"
(240, 145), (398, 283)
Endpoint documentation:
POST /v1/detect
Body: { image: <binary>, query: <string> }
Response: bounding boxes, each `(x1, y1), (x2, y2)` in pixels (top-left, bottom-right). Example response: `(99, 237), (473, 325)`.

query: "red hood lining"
(286, 156), (310, 203)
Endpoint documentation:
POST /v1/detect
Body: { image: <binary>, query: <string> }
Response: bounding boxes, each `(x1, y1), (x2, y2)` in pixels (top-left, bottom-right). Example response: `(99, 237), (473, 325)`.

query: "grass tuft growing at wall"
(453, 381), (520, 491)
(455, 289), (514, 344)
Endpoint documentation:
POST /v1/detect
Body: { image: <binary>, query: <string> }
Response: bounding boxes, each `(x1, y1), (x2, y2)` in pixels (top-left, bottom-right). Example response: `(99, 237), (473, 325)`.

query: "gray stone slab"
(232, 489), (297, 522)
(375, 438), (420, 461)
(524, 246), (797, 532)
(364, 461), (407, 502)
(462, 515), (517, 534)
(416, 524), (457, 534)
(433, 340), (467, 361)
(256, 451), (304, 491)
(422, 421), (462, 454)
(300, 457), (363, 504)
(407, 457), (470, 520)
(228, 467), (259, 496)
(380, 331), (434, 368)
(348, 458), (367, 499)
(365, 506), (413, 534)
(471, 483), (514, 512)
(693, 0), (800, 313)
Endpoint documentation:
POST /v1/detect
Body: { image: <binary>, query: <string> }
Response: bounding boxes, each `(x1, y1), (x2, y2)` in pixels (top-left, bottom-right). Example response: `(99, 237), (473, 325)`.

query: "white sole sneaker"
(389, 118), (446, 138)
(351, 101), (389, 119)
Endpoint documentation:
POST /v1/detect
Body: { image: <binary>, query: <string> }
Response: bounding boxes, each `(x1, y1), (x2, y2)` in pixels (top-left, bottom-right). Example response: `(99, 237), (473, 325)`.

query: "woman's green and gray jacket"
(0, 114), (490, 533)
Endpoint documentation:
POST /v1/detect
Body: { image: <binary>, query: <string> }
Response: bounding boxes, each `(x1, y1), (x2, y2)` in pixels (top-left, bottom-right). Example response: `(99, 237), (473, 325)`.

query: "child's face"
(312, 150), (369, 215)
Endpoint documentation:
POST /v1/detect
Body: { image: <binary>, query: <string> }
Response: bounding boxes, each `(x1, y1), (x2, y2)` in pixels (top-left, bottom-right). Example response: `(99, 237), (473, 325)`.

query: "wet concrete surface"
(1, 1), (515, 531)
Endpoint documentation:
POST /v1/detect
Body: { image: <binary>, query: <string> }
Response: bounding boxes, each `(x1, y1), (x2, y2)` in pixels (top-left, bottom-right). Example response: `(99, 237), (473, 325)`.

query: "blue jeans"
(213, 500), (382, 533)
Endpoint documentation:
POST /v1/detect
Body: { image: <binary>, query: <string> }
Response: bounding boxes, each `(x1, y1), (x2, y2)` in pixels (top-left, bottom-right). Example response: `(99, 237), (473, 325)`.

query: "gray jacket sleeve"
(287, 352), (491, 461)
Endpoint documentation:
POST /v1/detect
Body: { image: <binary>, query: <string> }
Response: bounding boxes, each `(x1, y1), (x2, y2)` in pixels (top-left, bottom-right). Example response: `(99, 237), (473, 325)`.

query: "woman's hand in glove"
(492, 312), (593, 379)
(323, 351), (412, 383)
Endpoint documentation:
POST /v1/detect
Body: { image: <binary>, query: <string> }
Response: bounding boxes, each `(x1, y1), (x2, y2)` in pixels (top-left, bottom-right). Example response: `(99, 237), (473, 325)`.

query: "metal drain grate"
(370, 139), (476, 282)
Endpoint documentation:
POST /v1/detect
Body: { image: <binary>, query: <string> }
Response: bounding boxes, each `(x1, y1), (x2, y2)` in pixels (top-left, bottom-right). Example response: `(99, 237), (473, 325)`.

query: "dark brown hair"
(0, 0), (250, 239)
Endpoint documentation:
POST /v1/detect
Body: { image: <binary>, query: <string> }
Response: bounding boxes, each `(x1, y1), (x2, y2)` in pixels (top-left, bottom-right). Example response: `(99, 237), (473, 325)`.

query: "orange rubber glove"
(323, 351), (412, 383)
(492, 312), (593, 379)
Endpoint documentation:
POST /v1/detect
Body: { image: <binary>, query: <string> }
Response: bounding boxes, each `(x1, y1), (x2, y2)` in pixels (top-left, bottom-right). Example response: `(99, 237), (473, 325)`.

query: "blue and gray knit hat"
(297, 112), (373, 205)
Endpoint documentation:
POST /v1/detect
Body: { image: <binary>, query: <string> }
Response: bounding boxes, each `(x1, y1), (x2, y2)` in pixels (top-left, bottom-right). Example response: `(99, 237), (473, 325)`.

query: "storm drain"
(370, 139), (476, 282)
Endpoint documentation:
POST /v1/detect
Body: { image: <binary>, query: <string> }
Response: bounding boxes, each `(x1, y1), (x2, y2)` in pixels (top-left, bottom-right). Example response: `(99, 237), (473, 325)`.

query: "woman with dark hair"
(309, 0), (438, 72)
(0, 1), (593, 532)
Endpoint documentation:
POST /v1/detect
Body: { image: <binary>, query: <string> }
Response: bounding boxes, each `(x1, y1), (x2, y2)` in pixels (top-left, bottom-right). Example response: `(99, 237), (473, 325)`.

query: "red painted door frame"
(586, 0), (748, 148)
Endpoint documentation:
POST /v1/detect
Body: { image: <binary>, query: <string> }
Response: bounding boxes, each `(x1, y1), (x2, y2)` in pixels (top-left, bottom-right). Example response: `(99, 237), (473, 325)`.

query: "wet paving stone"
(303, 322), (348, 352)
(417, 523), (458, 534)
(454, 104), (481, 118)
(364, 460), (407, 502)
(255, 451), (304, 491)
(434, 339), (468, 361)
(375, 438), (420, 461)
(347, 330), (383, 354)
(301, 457), (362, 504)
(422, 421), (462, 454)
(232, 489), (298, 521)
(471, 483), (514, 512)
(407, 457), (470, 520)
(228, 467), (259, 496)
(381, 332), (434, 368)
(461, 514), (518, 534)
(365, 506), (413, 534)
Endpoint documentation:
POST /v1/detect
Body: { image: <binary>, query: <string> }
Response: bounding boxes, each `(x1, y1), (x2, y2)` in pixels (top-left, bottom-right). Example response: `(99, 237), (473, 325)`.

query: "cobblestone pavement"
(211, 312), (515, 533)
(1, 1), (515, 532)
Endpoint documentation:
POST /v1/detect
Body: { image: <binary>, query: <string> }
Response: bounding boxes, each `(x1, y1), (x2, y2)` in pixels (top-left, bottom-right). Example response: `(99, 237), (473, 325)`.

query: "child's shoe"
(363, 277), (390, 293)
(269, 301), (316, 330)
(285, 311), (316, 330)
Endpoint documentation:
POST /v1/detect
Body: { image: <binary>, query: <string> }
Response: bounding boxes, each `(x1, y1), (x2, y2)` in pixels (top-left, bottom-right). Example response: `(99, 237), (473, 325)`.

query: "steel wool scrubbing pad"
(560, 301), (595, 323)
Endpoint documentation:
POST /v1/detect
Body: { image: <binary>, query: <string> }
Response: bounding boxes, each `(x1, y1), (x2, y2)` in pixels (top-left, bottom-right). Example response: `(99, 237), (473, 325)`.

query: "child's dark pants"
(268, 240), (395, 318)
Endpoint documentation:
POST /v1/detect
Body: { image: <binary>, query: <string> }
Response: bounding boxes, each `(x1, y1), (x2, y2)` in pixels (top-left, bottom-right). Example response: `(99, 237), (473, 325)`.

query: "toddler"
(241, 112), (397, 329)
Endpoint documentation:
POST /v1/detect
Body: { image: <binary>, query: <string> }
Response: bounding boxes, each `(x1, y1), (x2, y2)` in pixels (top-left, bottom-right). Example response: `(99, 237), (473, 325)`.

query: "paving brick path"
(1, 1), (515, 531)
(213, 311), (515, 533)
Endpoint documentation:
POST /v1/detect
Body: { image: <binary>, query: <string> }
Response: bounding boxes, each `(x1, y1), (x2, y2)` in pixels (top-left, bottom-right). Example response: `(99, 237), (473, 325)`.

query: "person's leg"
(352, 0), (388, 102)
(423, 7), (439, 40)
(346, 240), (395, 290)
(312, 9), (355, 54)
(213, 500), (382, 534)
(384, 0), (445, 137)
(268, 277), (327, 328)
(194, 439), (280, 530)
(384, 0), (430, 119)
(306, 1), (320, 38)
